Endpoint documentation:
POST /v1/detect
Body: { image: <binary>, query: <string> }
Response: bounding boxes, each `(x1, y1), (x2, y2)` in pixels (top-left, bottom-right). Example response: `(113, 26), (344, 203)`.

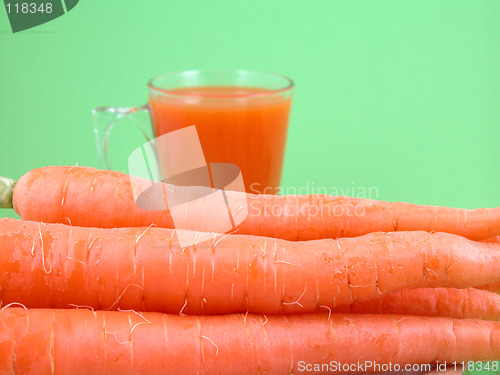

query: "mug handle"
(92, 105), (152, 170)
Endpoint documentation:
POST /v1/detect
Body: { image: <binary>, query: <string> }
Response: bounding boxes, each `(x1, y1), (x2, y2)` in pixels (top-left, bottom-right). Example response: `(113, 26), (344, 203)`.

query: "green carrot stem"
(0, 176), (15, 209)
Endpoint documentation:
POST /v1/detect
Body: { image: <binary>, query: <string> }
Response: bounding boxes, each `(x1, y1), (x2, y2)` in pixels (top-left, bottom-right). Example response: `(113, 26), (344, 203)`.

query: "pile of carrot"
(1, 166), (500, 374)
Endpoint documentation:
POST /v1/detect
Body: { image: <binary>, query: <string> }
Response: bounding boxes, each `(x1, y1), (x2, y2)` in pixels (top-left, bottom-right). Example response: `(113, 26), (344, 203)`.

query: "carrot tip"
(0, 176), (15, 209)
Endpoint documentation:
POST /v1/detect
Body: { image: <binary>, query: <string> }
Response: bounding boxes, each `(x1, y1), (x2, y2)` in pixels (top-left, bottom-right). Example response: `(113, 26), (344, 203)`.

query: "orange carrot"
(2, 166), (499, 240)
(477, 280), (500, 294)
(1, 217), (500, 315)
(475, 237), (500, 294)
(0, 308), (498, 374)
(482, 235), (500, 244)
(424, 370), (464, 375)
(332, 287), (500, 321)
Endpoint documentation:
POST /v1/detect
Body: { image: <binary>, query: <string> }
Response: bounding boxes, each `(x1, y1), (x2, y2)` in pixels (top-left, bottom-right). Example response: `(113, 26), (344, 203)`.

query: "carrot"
(2, 166), (499, 241)
(2, 217), (500, 315)
(482, 235), (500, 244)
(0, 308), (499, 375)
(477, 280), (500, 294)
(332, 287), (500, 321)
(424, 370), (464, 375)
(475, 237), (500, 294)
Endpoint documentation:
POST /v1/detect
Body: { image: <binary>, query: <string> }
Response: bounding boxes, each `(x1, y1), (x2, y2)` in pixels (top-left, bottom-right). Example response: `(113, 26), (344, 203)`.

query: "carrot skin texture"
(425, 370), (464, 375)
(0, 308), (499, 375)
(476, 235), (500, 293)
(12, 166), (500, 240)
(482, 235), (500, 244)
(333, 287), (500, 321)
(2, 218), (500, 315)
(477, 280), (500, 294)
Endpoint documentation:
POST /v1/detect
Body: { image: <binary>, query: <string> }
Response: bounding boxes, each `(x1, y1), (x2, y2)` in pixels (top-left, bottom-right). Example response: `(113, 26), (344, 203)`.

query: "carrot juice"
(149, 86), (293, 194)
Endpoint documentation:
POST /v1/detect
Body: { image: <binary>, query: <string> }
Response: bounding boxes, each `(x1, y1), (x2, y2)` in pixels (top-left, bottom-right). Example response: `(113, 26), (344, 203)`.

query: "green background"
(1, 0), (499, 220)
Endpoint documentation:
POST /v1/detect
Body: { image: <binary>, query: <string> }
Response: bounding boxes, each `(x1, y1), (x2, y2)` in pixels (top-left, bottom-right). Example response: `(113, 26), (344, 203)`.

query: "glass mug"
(93, 69), (294, 194)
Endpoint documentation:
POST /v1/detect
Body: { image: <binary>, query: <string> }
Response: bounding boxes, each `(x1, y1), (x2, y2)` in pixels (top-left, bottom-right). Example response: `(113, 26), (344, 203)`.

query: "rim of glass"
(148, 69), (294, 98)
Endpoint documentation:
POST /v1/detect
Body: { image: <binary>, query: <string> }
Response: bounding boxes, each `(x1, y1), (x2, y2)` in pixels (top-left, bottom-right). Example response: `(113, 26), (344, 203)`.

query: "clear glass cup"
(93, 69), (294, 194)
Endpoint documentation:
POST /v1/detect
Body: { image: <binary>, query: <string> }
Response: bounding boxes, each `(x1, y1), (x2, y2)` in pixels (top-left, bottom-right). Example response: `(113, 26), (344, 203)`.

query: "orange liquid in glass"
(149, 86), (292, 194)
